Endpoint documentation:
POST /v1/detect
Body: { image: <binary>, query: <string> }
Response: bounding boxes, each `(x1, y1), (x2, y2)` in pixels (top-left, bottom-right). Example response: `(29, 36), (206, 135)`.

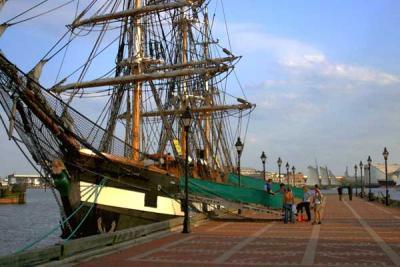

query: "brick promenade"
(79, 196), (400, 266)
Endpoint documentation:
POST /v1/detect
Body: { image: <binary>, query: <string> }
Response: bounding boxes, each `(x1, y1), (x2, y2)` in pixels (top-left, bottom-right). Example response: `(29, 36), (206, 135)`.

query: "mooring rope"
(15, 177), (107, 253)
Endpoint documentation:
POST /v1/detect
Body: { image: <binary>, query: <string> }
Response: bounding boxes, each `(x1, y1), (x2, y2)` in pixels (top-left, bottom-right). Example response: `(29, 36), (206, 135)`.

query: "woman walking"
(312, 184), (323, 225)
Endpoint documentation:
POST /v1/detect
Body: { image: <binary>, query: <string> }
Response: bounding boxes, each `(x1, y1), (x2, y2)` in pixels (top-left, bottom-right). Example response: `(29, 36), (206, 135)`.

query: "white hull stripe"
(80, 182), (184, 216)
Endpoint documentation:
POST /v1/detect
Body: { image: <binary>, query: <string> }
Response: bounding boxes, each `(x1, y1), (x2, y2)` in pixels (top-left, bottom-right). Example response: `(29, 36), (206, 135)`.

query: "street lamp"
(383, 147), (389, 206)
(359, 161), (364, 198)
(354, 164), (358, 196)
(235, 137), (244, 187)
(277, 157), (282, 183)
(285, 162), (290, 185)
(367, 156), (372, 201)
(292, 166), (296, 186)
(181, 107), (192, 234)
(235, 137), (244, 215)
(260, 151), (267, 180)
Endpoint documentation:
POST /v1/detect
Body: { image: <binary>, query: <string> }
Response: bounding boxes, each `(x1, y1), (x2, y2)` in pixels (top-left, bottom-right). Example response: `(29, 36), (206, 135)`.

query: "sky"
(0, 0), (399, 176)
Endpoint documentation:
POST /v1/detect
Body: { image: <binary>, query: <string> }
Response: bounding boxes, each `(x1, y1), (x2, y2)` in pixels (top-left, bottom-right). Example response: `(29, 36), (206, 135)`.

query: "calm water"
(322, 187), (400, 200)
(0, 189), (61, 256)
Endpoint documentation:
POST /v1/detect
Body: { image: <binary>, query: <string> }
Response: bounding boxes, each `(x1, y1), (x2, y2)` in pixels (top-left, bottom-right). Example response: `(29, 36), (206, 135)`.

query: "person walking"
(312, 184), (323, 225)
(284, 187), (295, 224)
(337, 186), (343, 201)
(264, 178), (275, 195)
(296, 186), (313, 221)
(348, 185), (353, 201)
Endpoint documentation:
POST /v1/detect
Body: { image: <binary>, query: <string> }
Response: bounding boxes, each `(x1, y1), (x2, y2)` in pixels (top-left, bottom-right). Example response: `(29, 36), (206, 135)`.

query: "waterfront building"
(0, 177), (8, 186)
(368, 163), (400, 186)
(240, 168), (259, 177)
(6, 174), (43, 188)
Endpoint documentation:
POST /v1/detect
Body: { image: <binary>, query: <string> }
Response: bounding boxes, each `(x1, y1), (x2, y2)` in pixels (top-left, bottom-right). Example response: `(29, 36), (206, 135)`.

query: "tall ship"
(0, 0), (254, 237)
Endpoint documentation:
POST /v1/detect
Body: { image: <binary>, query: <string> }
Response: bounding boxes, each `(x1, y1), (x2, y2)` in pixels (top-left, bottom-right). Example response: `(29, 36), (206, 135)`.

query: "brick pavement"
(78, 196), (400, 266)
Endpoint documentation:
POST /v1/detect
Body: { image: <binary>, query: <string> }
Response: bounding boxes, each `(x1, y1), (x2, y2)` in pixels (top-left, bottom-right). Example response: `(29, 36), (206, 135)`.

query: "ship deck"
(77, 195), (400, 266)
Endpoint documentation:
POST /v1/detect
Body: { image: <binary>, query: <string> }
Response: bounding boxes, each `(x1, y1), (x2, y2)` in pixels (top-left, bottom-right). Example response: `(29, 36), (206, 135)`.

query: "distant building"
(365, 163), (400, 185)
(7, 174), (43, 187)
(241, 168), (306, 186)
(279, 172), (305, 186)
(0, 177), (8, 186)
(241, 168), (259, 177)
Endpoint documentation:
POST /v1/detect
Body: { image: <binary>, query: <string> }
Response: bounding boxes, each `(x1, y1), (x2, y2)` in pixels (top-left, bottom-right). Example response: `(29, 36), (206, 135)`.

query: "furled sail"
(0, 24), (7, 38)
(0, 0), (6, 11)
(28, 60), (48, 82)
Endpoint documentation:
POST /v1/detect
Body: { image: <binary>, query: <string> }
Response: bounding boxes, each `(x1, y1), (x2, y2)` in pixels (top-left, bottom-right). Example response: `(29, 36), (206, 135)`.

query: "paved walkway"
(78, 196), (400, 266)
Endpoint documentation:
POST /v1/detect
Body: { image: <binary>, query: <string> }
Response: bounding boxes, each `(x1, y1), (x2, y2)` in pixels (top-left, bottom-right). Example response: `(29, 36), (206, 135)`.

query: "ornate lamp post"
(285, 162), (290, 185)
(181, 107), (192, 234)
(277, 157), (282, 183)
(354, 164), (358, 196)
(383, 147), (389, 206)
(292, 166), (296, 186)
(235, 137), (244, 215)
(260, 151), (267, 180)
(235, 137), (244, 187)
(359, 161), (364, 198)
(367, 156), (372, 201)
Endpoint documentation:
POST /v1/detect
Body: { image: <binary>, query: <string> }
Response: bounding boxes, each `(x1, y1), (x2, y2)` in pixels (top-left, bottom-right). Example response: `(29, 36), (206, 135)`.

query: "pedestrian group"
(269, 183), (324, 225)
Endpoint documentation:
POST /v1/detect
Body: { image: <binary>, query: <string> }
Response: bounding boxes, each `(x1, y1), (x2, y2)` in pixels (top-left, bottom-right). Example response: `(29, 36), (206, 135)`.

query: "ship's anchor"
(97, 217), (116, 233)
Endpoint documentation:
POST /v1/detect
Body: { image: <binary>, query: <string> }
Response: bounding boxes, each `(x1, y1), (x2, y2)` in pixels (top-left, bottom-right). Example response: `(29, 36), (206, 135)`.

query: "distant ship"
(306, 164), (341, 187)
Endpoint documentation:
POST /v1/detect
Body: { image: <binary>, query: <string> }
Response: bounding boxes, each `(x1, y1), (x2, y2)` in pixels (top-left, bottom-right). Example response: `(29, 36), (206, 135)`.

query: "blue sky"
(0, 0), (399, 176)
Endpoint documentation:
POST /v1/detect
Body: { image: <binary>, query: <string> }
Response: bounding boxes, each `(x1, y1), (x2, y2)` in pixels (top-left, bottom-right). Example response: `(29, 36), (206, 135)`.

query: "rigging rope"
(15, 177), (107, 253)
(3, 0), (49, 24)
(4, 0), (76, 26)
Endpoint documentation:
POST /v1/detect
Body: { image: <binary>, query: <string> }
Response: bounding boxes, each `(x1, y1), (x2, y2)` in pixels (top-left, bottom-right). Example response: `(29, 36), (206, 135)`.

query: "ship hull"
(78, 181), (183, 234)
(57, 150), (185, 238)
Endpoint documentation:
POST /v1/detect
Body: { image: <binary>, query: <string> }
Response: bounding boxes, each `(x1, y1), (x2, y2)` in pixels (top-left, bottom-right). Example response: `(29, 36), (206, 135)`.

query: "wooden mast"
(132, 0), (143, 161)
(203, 9), (210, 165)
(180, 6), (189, 158)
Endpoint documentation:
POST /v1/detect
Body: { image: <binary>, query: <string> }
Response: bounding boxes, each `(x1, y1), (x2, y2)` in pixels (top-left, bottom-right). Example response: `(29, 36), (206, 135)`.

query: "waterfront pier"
(42, 196), (400, 266)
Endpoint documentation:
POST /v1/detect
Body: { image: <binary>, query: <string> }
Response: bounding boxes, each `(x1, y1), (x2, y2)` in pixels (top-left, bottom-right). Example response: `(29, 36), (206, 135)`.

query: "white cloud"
(222, 22), (400, 88)
(280, 55), (400, 86)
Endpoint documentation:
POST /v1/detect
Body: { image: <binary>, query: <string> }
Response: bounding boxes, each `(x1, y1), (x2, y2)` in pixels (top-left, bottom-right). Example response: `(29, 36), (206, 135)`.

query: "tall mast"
(180, 6), (189, 157)
(203, 9), (210, 165)
(44, 0), (254, 170)
(131, 0), (143, 160)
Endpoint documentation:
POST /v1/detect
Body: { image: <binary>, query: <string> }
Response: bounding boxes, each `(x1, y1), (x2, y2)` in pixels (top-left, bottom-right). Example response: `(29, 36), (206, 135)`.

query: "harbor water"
(0, 189), (61, 256)
(322, 187), (400, 200)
